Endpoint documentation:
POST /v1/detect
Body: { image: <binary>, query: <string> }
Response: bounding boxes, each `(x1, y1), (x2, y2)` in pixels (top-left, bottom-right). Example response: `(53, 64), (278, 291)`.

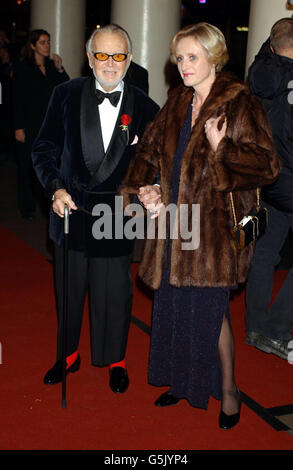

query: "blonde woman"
(121, 23), (280, 429)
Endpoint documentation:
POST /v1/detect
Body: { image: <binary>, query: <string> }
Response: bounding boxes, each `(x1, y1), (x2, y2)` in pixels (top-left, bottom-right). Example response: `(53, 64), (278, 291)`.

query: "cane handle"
(64, 204), (69, 234)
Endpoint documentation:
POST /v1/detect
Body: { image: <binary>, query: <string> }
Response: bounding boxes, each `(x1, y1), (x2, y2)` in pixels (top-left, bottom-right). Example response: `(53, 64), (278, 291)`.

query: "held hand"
(204, 115), (227, 152)
(52, 53), (63, 71)
(15, 129), (25, 143)
(52, 189), (78, 218)
(146, 201), (164, 219)
(138, 185), (161, 207)
(138, 185), (163, 219)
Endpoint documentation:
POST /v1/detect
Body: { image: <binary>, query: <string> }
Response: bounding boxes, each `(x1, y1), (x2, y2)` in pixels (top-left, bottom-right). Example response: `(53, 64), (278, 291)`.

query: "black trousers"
(16, 140), (36, 216)
(246, 201), (293, 340)
(54, 244), (133, 366)
(16, 136), (47, 217)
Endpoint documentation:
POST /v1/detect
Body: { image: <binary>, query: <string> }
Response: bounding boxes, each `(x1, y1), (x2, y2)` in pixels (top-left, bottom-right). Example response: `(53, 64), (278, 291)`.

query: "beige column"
(111, 0), (181, 106)
(245, 0), (292, 75)
(30, 0), (86, 78)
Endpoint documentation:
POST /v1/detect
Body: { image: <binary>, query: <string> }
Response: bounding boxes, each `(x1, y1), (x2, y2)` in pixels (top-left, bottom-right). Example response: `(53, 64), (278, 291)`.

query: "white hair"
(86, 24), (132, 56)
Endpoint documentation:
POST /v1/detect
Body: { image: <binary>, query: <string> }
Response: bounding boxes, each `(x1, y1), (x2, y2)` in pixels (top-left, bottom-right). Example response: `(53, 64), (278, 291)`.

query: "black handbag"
(230, 189), (268, 249)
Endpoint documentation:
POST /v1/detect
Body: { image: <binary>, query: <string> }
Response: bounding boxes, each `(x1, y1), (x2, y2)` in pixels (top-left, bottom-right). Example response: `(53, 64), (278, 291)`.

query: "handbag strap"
(229, 188), (260, 227)
(229, 192), (237, 228)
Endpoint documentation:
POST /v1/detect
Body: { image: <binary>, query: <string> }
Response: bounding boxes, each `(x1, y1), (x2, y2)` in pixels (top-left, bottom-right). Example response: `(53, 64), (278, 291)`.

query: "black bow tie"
(95, 89), (121, 107)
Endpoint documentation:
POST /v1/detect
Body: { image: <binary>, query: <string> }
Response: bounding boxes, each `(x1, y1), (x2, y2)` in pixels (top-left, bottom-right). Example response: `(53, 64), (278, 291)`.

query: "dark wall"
(0, 0), (251, 80)
(181, 0), (251, 80)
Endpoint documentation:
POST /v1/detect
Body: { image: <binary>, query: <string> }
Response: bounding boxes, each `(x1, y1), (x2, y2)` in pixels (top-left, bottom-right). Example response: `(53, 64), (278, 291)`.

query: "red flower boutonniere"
(120, 114), (132, 129)
(120, 114), (132, 143)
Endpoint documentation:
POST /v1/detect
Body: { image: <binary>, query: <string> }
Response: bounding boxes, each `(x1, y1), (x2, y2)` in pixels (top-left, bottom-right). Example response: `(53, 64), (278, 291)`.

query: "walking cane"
(61, 204), (69, 409)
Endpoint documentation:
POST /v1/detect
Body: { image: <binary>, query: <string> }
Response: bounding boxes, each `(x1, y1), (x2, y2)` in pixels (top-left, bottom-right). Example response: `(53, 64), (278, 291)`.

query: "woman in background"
(12, 29), (69, 219)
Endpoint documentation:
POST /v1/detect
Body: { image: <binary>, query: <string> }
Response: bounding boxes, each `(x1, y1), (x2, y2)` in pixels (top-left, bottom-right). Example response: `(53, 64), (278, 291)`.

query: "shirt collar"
(95, 80), (124, 93)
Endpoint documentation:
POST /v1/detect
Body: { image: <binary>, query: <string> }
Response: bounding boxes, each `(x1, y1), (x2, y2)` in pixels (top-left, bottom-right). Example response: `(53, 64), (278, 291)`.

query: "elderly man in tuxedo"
(32, 24), (159, 393)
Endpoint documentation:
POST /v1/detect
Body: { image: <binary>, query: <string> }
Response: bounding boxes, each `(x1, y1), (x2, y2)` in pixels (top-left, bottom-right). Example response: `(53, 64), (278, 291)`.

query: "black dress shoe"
(219, 393), (241, 430)
(154, 391), (180, 407)
(109, 367), (129, 393)
(43, 355), (80, 385)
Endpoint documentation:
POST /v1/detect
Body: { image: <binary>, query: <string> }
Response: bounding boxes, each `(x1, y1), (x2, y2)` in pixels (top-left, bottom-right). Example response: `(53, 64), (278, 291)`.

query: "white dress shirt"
(95, 80), (124, 153)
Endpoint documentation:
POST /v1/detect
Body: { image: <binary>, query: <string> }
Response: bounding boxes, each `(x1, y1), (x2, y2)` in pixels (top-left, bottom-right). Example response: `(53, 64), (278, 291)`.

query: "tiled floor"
(279, 416), (293, 437)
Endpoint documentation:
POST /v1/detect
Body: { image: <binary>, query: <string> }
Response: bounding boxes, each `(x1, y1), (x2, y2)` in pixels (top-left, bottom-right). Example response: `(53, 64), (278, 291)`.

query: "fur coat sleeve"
(209, 92), (281, 192)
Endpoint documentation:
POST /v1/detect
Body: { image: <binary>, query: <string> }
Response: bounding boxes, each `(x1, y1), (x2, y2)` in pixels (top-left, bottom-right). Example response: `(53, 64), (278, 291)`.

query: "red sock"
(109, 359), (126, 369)
(66, 351), (78, 369)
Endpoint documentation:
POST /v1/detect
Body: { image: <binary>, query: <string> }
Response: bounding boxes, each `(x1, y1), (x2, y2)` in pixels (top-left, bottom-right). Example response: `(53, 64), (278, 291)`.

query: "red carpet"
(0, 224), (293, 451)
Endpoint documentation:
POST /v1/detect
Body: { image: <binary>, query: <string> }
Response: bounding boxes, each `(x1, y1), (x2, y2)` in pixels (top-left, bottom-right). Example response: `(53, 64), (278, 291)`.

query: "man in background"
(246, 18), (293, 360)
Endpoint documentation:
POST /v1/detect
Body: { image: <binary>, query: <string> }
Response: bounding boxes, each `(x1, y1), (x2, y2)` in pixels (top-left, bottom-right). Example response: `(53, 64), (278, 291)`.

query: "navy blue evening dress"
(148, 103), (230, 409)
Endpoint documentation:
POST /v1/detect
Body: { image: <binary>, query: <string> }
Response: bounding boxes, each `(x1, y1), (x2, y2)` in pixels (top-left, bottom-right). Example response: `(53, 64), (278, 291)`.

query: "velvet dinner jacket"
(32, 76), (159, 256)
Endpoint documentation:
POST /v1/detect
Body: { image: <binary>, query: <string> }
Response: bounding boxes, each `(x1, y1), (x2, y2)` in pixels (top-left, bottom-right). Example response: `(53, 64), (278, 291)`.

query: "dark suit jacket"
(124, 61), (149, 95)
(249, 39), (293, 213)
(32, 76), (159, 256)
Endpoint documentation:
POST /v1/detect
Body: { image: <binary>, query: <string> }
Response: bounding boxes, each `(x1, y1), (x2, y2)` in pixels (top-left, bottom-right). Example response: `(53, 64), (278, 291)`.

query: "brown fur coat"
(120, 72), (281, 290)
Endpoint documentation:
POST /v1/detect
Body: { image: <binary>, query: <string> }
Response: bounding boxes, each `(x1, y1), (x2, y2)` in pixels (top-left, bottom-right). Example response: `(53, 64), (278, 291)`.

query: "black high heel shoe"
(219, 390), (241, 430)
(154, 391), (180, 407)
